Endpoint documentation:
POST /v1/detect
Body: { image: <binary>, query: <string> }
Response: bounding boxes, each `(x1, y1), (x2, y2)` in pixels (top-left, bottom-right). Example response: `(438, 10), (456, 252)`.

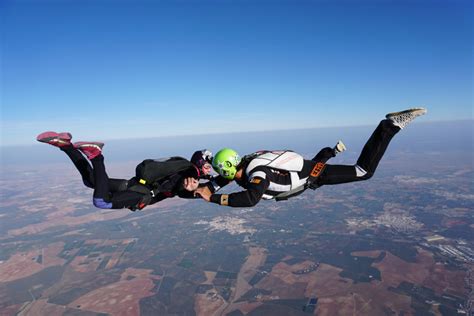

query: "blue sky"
(1, 0), (472, 146)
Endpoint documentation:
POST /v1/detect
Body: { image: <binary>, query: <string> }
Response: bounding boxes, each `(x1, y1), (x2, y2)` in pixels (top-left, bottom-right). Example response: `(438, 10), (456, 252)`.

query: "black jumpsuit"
(60, 147), (198, 209)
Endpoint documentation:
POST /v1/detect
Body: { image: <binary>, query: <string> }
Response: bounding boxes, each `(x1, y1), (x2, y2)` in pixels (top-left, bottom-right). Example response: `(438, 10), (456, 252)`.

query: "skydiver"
(36, 132), (212, 210)
(195, 108), (427, 207)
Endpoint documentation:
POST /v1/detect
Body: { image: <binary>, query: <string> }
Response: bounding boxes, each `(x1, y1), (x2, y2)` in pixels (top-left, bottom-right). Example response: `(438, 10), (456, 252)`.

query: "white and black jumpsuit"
(209, 119), (400, 207)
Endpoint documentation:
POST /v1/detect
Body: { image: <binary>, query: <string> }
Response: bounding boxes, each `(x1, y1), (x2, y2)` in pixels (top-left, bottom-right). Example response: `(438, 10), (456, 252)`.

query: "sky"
(1, 0), (472, 146)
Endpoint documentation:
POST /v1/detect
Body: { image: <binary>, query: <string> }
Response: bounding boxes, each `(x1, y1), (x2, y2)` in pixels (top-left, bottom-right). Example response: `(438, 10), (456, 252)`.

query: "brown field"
(374, 248), (467, 296)
(0, 242), (65, 283)
(256, 261), (309, 298)
(195, 247), (267, 316)
(202, 271), (217, 285)
(374, 250), (431, 288)
(305, 264), (413, 315)
(68, 254), (102, 274)
(232, 247), (267, 300)
(423, 262), (466, 296)
(68, 239), (135, 273)
(289, 260), (319, 272)
(105, 257), (119, 269)
(57, 229), (87, 237)
(194, 292), (226, 316)
(67, 268), (157, 316)
(8, 210), (128, 237)
(244, 248), (467, 316)
(233, 247), (267, 299)
(1, 303), (23, 316)
(120, 268), (160, 281)
(16, 299), (67, 316)
(224, 301), (263, 315)
(351, 250), (382, 258)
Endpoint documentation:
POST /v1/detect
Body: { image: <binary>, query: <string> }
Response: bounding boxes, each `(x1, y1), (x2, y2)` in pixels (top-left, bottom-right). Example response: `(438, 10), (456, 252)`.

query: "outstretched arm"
(197, 177), (269, 207)
(311, 147), (335, 163)
(177, 175), (228, 199)
(193, 175), (232, 199)
(207, 175), (232, 193)
(312, 141), (346, 162)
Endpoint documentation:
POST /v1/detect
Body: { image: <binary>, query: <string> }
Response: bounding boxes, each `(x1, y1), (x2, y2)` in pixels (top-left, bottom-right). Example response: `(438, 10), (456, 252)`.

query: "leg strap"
(127, 184), (152, 211)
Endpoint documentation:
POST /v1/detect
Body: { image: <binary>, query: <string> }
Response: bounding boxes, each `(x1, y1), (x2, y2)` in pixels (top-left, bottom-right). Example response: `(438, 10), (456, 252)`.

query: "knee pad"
(93, 197), (113, 209)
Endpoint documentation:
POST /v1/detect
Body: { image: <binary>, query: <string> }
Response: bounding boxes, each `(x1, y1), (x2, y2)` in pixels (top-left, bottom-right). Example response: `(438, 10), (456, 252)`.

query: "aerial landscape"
(2, 1), (472, 315)
(0, 122), (472, 315)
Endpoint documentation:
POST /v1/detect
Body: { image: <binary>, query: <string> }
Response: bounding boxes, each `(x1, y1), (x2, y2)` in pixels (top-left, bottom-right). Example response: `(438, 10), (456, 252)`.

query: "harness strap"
(127, 184), (153, 211)
(275, 185), (307, 201)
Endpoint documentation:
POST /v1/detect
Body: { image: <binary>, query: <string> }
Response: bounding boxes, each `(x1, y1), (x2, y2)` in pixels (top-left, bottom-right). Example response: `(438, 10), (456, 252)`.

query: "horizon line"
(1, 118), (472, 148)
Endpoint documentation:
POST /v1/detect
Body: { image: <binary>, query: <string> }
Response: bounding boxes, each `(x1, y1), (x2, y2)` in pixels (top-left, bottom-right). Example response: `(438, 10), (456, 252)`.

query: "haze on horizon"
(1, 120), (471, 169)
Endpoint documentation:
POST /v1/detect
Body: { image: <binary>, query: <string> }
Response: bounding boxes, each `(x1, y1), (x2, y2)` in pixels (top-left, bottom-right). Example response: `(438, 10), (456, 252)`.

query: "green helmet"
(212, 148), (241, 180)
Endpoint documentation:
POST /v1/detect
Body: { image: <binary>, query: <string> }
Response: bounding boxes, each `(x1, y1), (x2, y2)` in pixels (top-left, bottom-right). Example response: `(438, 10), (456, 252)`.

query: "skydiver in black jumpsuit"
(37, 131), (212, 210)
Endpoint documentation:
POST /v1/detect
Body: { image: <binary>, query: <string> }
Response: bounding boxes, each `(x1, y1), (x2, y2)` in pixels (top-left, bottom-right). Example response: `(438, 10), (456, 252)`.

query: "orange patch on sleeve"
(250, 178), (262, 184)
(310, 162), (326, 177)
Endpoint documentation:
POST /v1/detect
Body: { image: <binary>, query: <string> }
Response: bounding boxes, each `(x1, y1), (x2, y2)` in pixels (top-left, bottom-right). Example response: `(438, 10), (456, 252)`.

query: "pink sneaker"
(37, 131), (72, 147)
(74, 142), (104, 160)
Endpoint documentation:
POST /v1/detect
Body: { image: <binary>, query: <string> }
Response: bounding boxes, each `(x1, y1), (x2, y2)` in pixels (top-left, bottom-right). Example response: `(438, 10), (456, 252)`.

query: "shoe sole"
(336, 140), (346, 152)
(73, 142), (104, 159)
(386, 107), (427, 119)
(73, 142), (104, 150)
(37, 131), (72, 144)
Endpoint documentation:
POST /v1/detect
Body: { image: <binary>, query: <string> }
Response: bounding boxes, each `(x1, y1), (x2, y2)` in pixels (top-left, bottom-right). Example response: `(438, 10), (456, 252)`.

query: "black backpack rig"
(127, 157), (197, 211)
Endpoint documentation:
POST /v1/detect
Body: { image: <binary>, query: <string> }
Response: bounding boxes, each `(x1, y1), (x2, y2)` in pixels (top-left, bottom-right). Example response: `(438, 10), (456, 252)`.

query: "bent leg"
(89, 155), (113, 208)
(89, 155), (142, 209)
(60, 145), (95, 188)
(317, 119), (400, 186)
(61, 145), (130, 193)
(356, 119), (400, 176)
